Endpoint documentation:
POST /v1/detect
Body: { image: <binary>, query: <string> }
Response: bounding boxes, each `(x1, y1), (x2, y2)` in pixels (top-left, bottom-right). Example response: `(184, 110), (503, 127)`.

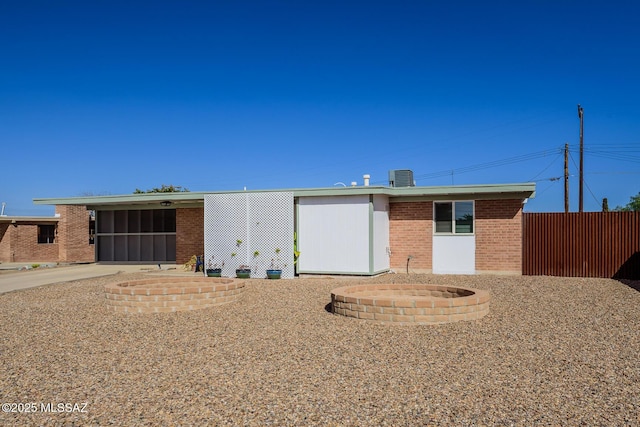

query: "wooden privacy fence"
(523, 212), (640, 279)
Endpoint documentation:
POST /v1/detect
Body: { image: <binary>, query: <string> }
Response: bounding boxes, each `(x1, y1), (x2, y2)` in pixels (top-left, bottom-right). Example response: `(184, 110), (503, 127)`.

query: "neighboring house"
(31, 172), (535, 275)
(0, 206), (95, 263)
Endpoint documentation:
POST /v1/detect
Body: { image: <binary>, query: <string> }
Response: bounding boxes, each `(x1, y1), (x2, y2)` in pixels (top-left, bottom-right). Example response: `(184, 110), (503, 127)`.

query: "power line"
(581, 143), (640, 149)
(567, 145), (640, 163)
(569, 151), (600, 208)
(530, 175), (574, 183)
(534, 179), (560, 198)
(412, 147), (563, 181)
(368, 143), (638, 188)
(361, 141), (639, 186)
(529, 151), (563, 181)
(583, 152), (640, 163)
(587, 171), (640, 175)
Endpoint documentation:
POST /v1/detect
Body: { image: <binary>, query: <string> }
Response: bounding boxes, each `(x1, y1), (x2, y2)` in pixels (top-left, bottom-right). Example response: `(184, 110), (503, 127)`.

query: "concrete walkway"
(0, 263), (188, 294)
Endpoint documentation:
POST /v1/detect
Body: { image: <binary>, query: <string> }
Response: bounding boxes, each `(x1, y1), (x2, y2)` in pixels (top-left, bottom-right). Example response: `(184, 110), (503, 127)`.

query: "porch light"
(160, 201), (172, 207)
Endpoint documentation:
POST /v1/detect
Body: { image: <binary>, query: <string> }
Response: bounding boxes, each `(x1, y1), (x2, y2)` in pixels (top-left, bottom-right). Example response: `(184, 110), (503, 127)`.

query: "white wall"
(432, 234), (476, 274)
(372, 195), (390, 272)
(298, 195), (370, 274)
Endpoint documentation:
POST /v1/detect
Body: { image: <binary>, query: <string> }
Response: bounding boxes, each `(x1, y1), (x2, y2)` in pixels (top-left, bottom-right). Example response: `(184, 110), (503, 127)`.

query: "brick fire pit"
(105, 277), (245, 314)
(331, 284), (489, 324)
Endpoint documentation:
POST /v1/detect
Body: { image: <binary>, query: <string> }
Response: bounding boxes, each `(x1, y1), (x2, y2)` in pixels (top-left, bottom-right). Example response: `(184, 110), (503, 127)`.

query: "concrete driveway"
(0, 263), (178, 294)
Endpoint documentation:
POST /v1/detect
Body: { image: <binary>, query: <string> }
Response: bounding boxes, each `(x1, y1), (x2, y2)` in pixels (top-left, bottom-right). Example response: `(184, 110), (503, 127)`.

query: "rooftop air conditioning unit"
(388, 169), (415, 187)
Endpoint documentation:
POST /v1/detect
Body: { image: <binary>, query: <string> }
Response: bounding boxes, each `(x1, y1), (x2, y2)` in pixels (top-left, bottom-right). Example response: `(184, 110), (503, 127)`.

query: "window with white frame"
(434, 201), (474, 234)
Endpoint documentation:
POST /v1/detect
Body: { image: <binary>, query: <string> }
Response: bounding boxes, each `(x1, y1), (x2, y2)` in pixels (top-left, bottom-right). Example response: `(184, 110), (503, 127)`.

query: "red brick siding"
(0, 223), (11, 262)
(475, 199), (523, 273)
(389, 201), (433, 272)
(0, 205), (94, 263)
(390, 199), (524, 274)
(3, 223), (59, 262)
(56, 205), (95, 263)
(176, 208), (204, 264)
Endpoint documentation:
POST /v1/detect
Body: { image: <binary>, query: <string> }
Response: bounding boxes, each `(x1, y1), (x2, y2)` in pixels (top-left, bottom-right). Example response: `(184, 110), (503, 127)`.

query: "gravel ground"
(1, 272), (639, 426)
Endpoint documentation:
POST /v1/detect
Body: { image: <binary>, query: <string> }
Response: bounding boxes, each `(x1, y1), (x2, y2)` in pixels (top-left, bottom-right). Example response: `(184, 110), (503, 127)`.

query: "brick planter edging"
(104, 277), (245, 314)
(331, 284), (490, 324)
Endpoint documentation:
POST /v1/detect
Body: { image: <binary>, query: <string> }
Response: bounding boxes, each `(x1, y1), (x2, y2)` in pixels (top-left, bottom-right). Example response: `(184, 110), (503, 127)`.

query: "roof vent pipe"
(363, 174), (370, 186)
(351, 181), (357, 187)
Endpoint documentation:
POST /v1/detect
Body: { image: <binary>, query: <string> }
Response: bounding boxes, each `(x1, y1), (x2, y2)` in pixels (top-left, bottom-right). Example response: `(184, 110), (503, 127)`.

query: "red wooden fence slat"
(522, 212), (640, 279)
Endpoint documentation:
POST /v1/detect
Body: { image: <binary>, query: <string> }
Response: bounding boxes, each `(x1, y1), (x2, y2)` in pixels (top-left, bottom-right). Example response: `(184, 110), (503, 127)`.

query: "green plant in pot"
(232, 252), (251, 278)
(206, 256), (224, 277)
(266, 248), (286, 279)
(232, 240), (251, 279)
(235, 263), (251, 279)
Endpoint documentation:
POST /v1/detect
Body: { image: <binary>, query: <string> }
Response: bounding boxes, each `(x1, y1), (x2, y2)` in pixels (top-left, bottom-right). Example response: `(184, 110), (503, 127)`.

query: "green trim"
(34, 192), (208, 206)
(390, 192), (533, 202)
(87, 203), (201, 211)
(294, 199), (299, 276)
(0, 216), (60, 223)
(368, 195), (374, 274)
(33, 183), (536, 207)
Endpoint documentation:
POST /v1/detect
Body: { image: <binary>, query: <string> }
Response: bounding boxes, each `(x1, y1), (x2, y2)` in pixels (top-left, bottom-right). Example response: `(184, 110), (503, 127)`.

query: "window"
(38, 224), (56, 244)
(435, 203), (453, 233)
(434, 201), (474, 234)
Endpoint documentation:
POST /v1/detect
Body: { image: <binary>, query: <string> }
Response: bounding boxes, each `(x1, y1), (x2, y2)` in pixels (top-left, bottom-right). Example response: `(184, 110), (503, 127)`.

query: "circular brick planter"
(331, 284), (490, 324)
(104, 277), (245, 314)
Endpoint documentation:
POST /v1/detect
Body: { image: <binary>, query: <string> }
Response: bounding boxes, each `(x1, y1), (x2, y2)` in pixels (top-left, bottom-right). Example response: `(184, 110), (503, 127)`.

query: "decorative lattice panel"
(204, 192), (294, 278)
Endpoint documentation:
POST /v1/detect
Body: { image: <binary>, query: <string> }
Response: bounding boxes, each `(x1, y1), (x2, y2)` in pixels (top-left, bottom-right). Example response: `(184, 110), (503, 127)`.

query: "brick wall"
(56, 205), (95, 263)
(176, 207), (204, 264)
(475, 199), (523, 274)
(0, 223), (11, 262)
(0, 205), (95, 264)
(4, 223), (59, 263)
(389, 199), (524, 274)
(389, 201), (433, 273)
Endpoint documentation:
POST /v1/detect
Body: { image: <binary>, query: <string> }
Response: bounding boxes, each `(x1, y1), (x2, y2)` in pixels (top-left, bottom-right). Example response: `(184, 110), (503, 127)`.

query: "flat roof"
(0, 215), (60, 223)
(33, 183), (536, 209)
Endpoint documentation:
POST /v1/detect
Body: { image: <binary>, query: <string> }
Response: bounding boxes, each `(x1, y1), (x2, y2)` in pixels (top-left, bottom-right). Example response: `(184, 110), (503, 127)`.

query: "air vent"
(388, 170), (415, 187)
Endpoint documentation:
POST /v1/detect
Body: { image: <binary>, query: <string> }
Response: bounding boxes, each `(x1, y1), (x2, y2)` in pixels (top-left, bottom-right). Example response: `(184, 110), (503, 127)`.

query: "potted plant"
(266, 248), (285, 279)
(232, 239), (252, 278)
(206, 256), (224, 277)
(235, 262), (251, 279)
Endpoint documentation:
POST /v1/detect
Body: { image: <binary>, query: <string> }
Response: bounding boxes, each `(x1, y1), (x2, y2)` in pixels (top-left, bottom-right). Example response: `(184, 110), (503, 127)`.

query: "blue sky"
(1, 1), (639, 215)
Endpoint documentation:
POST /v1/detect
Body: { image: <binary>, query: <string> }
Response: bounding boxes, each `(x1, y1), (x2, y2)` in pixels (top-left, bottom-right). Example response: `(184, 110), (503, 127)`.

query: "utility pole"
(564, 143), (569, 212)
(578, 104), (584, 212)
